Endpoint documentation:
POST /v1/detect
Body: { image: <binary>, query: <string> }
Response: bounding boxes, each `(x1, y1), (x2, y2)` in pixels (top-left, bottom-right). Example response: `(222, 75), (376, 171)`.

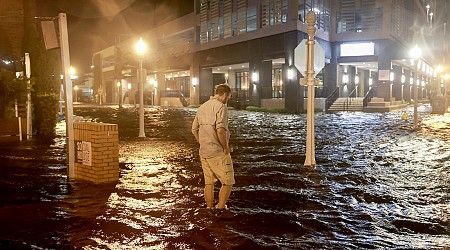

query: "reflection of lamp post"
(401, 74), (405, 103)
(59, 75), (64, 116)
(136, 37), (146, 138)
(436, 65), (443, 96)
(444, 74), (449, 112)
(410, 45), (422, 130)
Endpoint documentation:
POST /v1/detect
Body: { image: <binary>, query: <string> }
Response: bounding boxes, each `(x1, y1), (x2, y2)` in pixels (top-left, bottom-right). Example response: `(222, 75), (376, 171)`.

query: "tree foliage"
(23, 13), (61, 139)
(0, 68), (28, 118)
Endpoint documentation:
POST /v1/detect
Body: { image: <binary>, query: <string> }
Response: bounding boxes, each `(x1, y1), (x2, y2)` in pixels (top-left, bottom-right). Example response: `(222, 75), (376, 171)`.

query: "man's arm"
(193, 130), (199, 143)
(192, 115), (200, 143)
(217, 127), (230, 154)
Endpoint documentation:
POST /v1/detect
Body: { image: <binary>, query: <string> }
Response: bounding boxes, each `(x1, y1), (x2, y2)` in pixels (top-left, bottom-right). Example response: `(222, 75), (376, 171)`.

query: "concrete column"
(199, 68), (213, 104)
(403, 68), (412, 102)
(190, 64), (200, 106)
(260, 60), (272, 99)
(248, 60), (261, 107)
(376, 56), (393, 102)
(392, 65), (403, 103)
(289, 0), (299, 21)
(155, 73), (165, 106)
(284, 63), (303, 113)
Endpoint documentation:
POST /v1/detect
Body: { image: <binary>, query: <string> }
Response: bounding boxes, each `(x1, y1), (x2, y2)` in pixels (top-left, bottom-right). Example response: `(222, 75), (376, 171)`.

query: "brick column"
(73, 122), (119, 183)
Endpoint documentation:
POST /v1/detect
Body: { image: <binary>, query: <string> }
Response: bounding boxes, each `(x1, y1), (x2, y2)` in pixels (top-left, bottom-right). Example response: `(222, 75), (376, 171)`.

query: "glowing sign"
(340, 42), (375, 57)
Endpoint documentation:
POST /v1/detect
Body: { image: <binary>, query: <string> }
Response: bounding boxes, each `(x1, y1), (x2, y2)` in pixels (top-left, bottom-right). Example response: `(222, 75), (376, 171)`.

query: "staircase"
(327, 97), (364, 112)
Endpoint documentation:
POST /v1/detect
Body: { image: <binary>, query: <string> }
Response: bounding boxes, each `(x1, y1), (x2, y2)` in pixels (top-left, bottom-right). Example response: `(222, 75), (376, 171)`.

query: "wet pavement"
(1, 103), (450, 249)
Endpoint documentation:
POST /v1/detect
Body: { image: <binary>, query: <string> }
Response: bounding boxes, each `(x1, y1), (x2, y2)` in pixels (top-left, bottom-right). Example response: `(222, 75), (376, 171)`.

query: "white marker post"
(59, 13), (75, 179)
(25, 53), (32, 140)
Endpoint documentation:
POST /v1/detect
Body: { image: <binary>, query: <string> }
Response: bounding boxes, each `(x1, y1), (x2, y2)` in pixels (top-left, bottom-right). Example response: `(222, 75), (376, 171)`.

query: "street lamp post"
(409, 45), (422, 130)
(74, 85), (78, 102)
(117, 81), (121, 104)
(136, 37), (146, 138)
(70, 66), (78, 103)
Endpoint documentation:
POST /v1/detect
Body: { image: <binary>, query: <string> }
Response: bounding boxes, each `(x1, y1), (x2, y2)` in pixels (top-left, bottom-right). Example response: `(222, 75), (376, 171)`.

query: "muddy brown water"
(1, 104), (450, 249)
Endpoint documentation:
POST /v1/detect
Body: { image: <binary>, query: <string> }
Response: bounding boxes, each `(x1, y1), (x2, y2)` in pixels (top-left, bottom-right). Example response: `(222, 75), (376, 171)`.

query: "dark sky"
(37, 0), (193, 77)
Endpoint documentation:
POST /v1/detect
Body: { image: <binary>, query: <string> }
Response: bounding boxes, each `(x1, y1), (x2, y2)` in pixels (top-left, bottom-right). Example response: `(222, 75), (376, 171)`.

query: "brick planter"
(73, 122), (119, 183)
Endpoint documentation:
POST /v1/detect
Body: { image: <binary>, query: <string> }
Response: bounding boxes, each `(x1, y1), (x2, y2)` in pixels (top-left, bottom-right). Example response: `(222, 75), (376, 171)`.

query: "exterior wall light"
(252, 71), (258, 83)
(287, 68), (294, 80)
(342, 73), (349, 85)
(192, 77), (198, 86)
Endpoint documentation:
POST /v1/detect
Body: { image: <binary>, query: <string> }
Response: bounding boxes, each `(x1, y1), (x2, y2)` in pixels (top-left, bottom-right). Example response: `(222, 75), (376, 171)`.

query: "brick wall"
(73, 122), (119, 183)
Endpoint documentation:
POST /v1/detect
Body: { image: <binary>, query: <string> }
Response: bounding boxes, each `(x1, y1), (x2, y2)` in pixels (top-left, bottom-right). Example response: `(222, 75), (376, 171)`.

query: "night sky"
(37, 0), (193, 77)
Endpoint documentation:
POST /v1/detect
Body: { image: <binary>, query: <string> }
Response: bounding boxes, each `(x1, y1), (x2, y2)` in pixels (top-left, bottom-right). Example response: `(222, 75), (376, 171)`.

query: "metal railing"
(325, 87), (339, 111)
(229, 89), (250, 109)
(344, 88), (357, 111)
(161, 90), (188, 107)
(363, 87), (376, 107)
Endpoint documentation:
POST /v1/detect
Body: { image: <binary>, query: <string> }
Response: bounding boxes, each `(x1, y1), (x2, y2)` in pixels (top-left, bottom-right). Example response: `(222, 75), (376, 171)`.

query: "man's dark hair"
(215, 84), (231, 95)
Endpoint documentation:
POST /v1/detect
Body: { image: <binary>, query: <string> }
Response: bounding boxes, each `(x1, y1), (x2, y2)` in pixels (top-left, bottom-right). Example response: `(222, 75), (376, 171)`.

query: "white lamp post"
(74, 85), (78, 102)
(409, 45), (422, 130)
(444, 74), (449, 112)
(70, 66), (78, 103)
(136, 37), (146, 138)
(117, 81), (121, 104)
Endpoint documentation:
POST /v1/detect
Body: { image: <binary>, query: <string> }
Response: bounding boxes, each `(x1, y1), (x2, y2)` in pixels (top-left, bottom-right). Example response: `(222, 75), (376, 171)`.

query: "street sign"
(294, 39), (325, 77)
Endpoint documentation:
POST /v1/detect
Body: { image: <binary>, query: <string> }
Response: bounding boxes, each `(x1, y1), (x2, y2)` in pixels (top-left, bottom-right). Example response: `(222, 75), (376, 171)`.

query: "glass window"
(262, 0), (288, 28)
(299, 0), (330, 32)
(272, 68), (284, 98)
(236, 71), (249, 90)
(247, 6), (257, 32)
(234, 71), (249, 99)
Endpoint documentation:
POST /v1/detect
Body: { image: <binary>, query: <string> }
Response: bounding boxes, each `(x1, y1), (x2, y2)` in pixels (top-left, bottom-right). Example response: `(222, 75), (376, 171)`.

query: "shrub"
(33, 93), (59, 139)
(0, 69), (28, 119)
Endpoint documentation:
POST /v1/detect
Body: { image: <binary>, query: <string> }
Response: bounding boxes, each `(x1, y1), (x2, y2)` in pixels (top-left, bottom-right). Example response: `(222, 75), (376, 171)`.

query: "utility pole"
(59, 13), (75, 178)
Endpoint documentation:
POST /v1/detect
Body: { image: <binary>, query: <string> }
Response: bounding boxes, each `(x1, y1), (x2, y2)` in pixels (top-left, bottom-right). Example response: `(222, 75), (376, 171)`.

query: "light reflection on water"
(74, 106), (450, 249)
(1, 104), (450, 249)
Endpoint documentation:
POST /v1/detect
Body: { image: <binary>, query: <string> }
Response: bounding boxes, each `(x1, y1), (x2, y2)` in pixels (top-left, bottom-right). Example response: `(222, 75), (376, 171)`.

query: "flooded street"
(1, 104), (450, 249)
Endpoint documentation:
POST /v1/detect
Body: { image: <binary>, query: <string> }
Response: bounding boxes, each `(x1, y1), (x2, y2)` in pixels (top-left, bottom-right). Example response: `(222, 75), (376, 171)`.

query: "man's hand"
(217, 127), (229, 154)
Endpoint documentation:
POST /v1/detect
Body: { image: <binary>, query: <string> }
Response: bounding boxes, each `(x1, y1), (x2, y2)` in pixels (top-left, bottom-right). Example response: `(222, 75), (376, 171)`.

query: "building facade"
(91, 0), (447, 112)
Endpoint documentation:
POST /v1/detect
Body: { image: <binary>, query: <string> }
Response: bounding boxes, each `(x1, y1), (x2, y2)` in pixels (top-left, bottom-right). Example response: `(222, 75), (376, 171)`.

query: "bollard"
(73, 122), (119, 183)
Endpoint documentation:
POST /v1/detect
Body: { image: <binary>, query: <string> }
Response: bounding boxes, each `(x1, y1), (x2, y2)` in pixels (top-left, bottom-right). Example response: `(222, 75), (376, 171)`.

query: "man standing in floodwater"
(192, 84), (235, 217)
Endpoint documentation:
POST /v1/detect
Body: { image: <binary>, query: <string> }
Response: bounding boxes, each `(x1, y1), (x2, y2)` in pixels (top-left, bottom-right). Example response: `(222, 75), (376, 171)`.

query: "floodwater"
(1, 104), (450, 249)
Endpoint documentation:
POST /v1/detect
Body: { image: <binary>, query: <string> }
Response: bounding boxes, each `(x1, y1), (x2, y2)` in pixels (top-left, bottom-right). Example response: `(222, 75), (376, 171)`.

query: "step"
(368, 102), (390, 107)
